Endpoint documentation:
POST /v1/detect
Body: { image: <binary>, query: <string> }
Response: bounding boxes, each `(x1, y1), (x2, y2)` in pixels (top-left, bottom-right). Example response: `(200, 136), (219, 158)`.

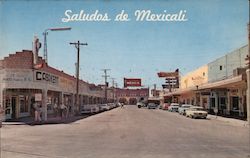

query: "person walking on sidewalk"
(59, 103), (67, 119)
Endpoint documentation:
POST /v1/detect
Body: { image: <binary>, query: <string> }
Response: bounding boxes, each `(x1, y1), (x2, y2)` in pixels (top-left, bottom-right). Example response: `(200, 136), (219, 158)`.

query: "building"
(0, 50), (114, 120)
(163, 45), (248, 119)
(116, 88), (149, 105)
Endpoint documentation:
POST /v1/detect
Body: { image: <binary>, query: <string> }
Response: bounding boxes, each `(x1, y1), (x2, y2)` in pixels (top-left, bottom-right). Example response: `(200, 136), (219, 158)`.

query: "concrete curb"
(207, 115), (249, 127)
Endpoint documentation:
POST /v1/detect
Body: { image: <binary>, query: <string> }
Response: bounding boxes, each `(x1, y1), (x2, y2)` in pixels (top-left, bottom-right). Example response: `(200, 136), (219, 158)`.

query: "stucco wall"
(180, 65), (208, 89)
(208, 45), (248, 82)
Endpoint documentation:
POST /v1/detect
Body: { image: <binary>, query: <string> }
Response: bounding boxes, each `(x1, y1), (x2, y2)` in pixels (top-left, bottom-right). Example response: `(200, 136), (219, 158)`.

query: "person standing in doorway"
(53, 102), (58, 117)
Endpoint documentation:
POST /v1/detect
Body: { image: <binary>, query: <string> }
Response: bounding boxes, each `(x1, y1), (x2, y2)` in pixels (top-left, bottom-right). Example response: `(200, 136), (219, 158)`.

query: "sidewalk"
(207, 114), (249, 127)
(2, 113), (91, 126)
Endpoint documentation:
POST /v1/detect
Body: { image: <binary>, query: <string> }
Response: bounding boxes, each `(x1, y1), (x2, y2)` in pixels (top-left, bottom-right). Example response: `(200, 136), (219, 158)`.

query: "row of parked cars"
(80, 103), (121, 114)
(161, 103), (208, 119)
(137, 102), (159, 109)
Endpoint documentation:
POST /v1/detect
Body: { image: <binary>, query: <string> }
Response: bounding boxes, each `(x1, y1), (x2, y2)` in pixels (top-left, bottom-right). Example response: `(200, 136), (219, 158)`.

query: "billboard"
(157, 69), (179, 78)
(124, 78), (141, 87)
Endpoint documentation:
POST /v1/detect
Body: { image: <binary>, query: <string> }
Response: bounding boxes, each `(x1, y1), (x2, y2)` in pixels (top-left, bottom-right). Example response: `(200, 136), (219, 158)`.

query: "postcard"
(0, 0), (249, 158)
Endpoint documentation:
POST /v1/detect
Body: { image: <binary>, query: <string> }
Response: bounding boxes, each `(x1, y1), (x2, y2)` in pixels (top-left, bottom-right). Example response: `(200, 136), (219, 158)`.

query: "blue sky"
(0, 0), (248, 88)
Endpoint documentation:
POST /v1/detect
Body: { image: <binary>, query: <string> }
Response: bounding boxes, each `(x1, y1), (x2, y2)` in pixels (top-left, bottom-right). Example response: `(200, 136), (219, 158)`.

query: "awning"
(198, 74), (245, 90)
(163, 74), (245, 97)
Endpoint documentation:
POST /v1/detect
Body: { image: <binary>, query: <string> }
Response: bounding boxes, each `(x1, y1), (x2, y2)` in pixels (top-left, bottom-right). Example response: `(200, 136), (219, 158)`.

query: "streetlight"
(43, 27), (71, 64)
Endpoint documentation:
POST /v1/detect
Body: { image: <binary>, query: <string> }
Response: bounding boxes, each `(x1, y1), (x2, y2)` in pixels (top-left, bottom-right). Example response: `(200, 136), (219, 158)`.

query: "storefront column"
(226, 90), (231, 115)
(246, 69), (250, 123)
(214, 92), (219, 115)
(59, 92), (64, 105)
(0, 88), (3, 109)
(72, 94), (75, 114)
(42, 89), (48, 121)
(239, 89), (244, 117)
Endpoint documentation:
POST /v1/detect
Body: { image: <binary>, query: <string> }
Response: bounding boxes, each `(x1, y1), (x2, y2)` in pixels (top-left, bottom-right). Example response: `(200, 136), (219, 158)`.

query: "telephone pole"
(102, 69), (110, 103)
(111, 78), (115, 102)
(70, 41), (87, 115)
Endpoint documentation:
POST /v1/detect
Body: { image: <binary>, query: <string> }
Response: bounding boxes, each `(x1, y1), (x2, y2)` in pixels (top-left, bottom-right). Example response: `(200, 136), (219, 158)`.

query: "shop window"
(20, 96), (29, 113)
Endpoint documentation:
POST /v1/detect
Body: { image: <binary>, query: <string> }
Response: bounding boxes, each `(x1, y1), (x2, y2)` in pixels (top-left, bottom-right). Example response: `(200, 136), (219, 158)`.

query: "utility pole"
(70, 41), (87, 115)
(111, 78), (115, 102)
(102, 69), (110, 103)
(153, 84), (156, 97)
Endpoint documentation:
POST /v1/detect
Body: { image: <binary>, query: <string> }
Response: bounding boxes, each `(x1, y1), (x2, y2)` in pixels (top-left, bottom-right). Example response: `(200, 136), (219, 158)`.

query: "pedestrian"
(60, 103), (66, 119)
(53, 102), (58, 117)
(33, 103), (39, 122)
(38, 104), (42, 122)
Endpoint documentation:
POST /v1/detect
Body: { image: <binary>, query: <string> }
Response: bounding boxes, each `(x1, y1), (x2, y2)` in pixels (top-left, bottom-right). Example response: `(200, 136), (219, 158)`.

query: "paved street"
(1, 105), (250, 158)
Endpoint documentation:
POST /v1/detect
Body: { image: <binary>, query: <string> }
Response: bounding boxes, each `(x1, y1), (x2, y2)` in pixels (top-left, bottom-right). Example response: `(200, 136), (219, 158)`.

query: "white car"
(186, 106), (208, 119)
(80, 104), (93, 114)
(137, 102), (145, 108)
(168, 103), (180, 112)
(178, 104), (193, 115)
(99, 104), (110, 111)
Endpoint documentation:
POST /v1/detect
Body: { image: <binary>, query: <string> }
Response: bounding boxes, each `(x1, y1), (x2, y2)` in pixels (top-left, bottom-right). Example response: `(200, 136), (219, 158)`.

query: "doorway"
(11, 96), (17, 119)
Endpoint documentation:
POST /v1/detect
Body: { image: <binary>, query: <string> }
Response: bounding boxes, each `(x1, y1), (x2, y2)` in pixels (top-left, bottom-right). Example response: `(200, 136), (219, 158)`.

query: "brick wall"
(0, 50), (33, 69)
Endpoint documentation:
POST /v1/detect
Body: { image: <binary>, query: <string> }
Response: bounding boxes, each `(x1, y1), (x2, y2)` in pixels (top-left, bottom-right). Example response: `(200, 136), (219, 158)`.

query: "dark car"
(147, 103), (158, 109)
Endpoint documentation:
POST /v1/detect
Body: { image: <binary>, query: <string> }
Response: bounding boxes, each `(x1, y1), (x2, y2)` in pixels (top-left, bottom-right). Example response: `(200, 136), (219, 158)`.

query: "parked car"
(147, 103), (158, 109)
(91, 104), (100, 113)
(162, 103), (170, 110)
(99, 104), (110, 111)
(108, 103), (115, 109)
(178, 104), (193, 115)
(80, 104), (93, 114)
(186, 106), (208, 119)
(137, 102), (146, 108)
(168, 103), (180, 112)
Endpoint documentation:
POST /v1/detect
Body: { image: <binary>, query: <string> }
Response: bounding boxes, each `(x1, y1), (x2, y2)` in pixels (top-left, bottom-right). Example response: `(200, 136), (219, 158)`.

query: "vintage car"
(185, 106), (208, 119)
(178, 104), (193, 115)
(99, 104), (110, 111)
(168, 103), (180, 112)
(137, 102), (146, 108)
(162, 103), (170, 110)
(147, 103), (158, 109)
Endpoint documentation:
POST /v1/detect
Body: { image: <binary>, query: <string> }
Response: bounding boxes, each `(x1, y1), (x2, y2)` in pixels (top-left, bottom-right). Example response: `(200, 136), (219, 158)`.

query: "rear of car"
(147, 103), (158, 109)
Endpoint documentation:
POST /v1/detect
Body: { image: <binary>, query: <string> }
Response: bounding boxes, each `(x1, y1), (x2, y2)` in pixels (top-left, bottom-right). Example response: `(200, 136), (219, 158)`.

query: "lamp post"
(43, 27), (71, 64)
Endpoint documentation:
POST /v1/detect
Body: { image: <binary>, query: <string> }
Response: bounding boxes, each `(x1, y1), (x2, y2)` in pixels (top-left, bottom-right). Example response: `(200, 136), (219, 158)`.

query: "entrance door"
(5, 96), (12, 119)
(11, 97), (17, 119)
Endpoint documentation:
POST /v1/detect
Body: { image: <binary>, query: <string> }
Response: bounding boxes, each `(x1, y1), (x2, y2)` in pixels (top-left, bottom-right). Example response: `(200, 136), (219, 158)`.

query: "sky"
(0, 0), (249, 89)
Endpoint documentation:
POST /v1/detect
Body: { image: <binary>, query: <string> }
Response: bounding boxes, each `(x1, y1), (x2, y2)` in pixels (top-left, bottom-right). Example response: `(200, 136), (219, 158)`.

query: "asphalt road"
(1, 105), (250, 158)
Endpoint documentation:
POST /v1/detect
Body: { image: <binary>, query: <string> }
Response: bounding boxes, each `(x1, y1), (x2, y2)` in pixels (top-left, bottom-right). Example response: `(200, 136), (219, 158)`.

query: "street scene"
(2, 106), (249, 158)
(0, 0), (250, 158)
